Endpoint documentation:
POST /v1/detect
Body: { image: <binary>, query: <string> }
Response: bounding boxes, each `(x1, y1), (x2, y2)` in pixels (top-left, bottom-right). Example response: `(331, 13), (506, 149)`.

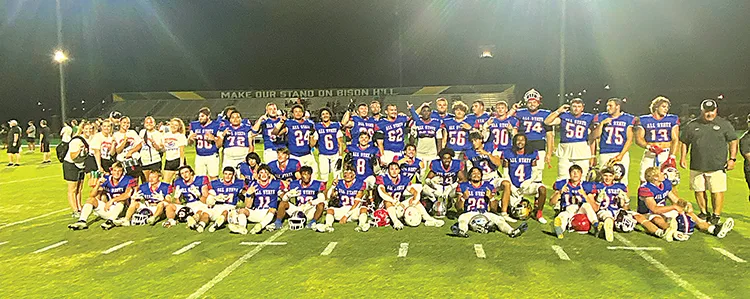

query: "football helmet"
(523, 88), (542, 102)
(610, 163), (626, 181)
(288, 211), (307, 231)
(586, 167), (603, 183)
(371, 209), (390, 227)
(395, 204), (405, 218)
(176, 206), (194, 223)
(661, 165), (680, 186)
(511, 199), (532, 220)
(403, 206), (422, 227)
(676, 213), (695, 235)
(469, 214), (491, 234)
(570, 214), (591, 233)
(614, 210), (636, 232)
(432, 200), (446, 218)
(131, 208), (153, 226)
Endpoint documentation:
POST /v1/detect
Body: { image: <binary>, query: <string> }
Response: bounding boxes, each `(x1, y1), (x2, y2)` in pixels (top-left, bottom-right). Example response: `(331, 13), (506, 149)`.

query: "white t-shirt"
(162, 132), (187, 161)
(113, 130), (142, 161)
(139, 129), (163, 165)
(64, 137), (87, 167)
(61, 126), (73, 143)
(90, 132), (115, 160)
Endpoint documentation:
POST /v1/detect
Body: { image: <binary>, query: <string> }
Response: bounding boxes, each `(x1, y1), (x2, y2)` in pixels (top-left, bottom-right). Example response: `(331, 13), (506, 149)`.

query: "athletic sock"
(708, 225), (717, 235)
(274, 218), (283, 227)
(238, 214), (248, 227)
(358, 213), (367, 227)
(325, 214), (334, 226)
(260, 213), (274, 228)
(79, 204), (94, 222)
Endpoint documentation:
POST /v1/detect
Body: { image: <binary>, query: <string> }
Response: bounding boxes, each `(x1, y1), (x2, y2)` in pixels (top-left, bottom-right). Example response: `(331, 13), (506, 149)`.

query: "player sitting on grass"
(345, 133), (381, 190)
(451, 167), (528, 238)
(164, 165), (211, 232)
(267, 147), (301, 183)
(376, 162), (445, 230)
(113, 170), (172, 227)
(237, 152), (261, 185)
(68, 162), (136, 231)
(550, 165), (600, 239)
(239, 164), (287, 234)
(318, 164), (368, 233)
(423, 147), (466, 212)
(207, 167), (246, 233)
(635, 166), (733, 242)
(591, 167), (629, 242)
(277, 166), (327, 230)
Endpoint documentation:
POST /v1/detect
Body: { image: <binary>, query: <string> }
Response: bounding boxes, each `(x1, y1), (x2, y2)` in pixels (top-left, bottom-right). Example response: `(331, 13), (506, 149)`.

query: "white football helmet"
(469, 214), (491, 234)
(403, 206), (422, 227)
(662, 166), (680, 186)
(614, 210), (636, 232)
(524, 89), (541, 101)
(288, 211), (306, 231)
(131, 208), (153, 226)
(395, 204), (405, 218)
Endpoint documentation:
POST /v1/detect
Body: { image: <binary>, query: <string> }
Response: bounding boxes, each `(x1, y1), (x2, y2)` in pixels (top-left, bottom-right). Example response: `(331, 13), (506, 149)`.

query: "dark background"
(2, 0), (750, 123)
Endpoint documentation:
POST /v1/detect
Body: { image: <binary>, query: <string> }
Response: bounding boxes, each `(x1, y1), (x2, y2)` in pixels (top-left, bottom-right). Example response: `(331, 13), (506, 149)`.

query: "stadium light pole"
(558, 0), (567, 106)
(55, 0), (68, 124)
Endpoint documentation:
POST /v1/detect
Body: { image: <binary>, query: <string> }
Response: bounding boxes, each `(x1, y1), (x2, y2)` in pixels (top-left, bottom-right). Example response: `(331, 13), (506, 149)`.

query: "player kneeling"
(590, 167), (631, 242)
(451, 167), (528, 238)
(318, 165), (368, 232)
(207, 167), (246, 233)
(69, 162), (136, 230)
(234, 165), (286, 235)
(635, 167), (733, 242)
(376, 162), (444, 229)
(277, 166), (327, 230)
(113, 170), (172, 227)
(163, 165), (212, 232)
(550, 165), (600, 239)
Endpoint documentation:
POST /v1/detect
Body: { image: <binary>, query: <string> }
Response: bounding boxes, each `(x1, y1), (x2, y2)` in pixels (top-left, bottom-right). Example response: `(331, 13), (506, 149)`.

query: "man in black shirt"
(679, 99), (738, 224)
(39, 119), (52, 163)
(6, 120), (22, 166)
(740, 113), (750, 202)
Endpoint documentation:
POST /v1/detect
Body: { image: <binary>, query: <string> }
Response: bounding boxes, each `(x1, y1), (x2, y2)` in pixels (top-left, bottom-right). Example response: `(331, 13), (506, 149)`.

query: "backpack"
(56, 136), (89, 163)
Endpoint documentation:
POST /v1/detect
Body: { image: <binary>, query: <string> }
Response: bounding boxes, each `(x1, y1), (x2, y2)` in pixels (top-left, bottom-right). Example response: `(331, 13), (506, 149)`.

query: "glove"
(152, 192), (165, 202)
(647, 145), (663, 155)
(132, 191), (144, 201)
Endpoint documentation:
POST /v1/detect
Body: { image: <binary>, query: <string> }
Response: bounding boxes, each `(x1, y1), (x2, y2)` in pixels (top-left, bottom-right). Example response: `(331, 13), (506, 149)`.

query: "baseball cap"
(700, 99), (717, 111)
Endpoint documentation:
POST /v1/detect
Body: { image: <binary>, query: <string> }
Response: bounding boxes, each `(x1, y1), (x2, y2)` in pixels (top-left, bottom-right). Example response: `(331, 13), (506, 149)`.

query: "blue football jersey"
(346, 144), (380, 179)
(268, 159), (301, 181)
(288, 179), (326, 205)
(409, 107), (442, 138)
(285, 119), (315, 156)
(137, 182), (172, 204)
(351, 116), (376, 145)
(334, 179), (366, 207)
(637, 179), (673, 214)
(593, 113), (636, 154)
(500, 149), (538, 188)
(210, 179), (245, 205)
(394, 155), (422, 182)
(515, 108), (552, 141)
(595, 182), (628, 211)
(559, 112), (595, 143)
(429, 159), (464, 186)
(553, 179), (596, 209)
(101, 175), (137, 200)
(221, 124), (253, 148)
(189, 120), (221, 156)
(375, 115), (409, 152)
(457, 181), (494, 213)
(485, 116), (518, 152)
(376, 174), (412, 202)
(430, 111), (454, 122)
(466, 113), (491, 130)
(464, 148), (498, 176)
(247, 179), (286, 210)
(638, 114), (680, 143)
(238, 162), (255, 184)
(442, 117), (471, 151)
(174, 175), (209, 203)
(259, 117), (285, 152)
(315, 122), (342, 156)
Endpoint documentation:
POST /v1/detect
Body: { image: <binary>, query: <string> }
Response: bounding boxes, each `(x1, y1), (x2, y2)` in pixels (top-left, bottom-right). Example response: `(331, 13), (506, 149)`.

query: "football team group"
(61, 89), (736, 242)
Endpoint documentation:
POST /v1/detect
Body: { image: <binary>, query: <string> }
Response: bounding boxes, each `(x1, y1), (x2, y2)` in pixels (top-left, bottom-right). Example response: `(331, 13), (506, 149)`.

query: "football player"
(207, 167), (246, 233)
(164, 165), (212, 232)
(466, 100), (491, 129)
(393, 144), (426, 184)
(589, 98), (635, 185)
(635, 166), (733, 241)
(592, 167), (629, 242)
(511, 89), (554, 182)
(423, 148), (466, 208)
(432, 97), (455, 121)
(481, 101), (518, 154)
(407, 102), (442, 161)
(344, 133), (380, 189)
(370, 99), (384, 120)
(68, 162), (136, 230)
(499, 134), (547, 223)
(278, 166), (327, 229)
(217, 111), (254, 172)
(465, 132), (504, 189)
(377, 162), (445, 229)
(188, 107), (221, 180)
(346, 103), (376, 146)
(441, 101), (473, 159)
(251, 103), (285, 162)
(374, 104), (409, 164)
(313, 108), (348, 180)
(635, 96), (680, 182)
(113, 170), (172, 227)
(272, 104), (317, 172)
(549, 165), (600, 239)
(453, 167), (528, 238)
(320, 164), (368, 232)
(544, 98), (596, 180)
(238, 152), (262, 185)
(240, 164), (288, 234)
(267, 147), (301, 182)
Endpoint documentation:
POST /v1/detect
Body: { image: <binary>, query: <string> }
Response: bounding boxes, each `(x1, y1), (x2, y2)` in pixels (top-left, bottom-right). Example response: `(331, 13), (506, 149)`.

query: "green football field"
(1, 144), (748, 298)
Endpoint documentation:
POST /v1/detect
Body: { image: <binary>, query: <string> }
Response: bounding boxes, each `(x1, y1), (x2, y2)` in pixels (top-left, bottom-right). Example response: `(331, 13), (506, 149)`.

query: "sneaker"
(716, 217), (734, 238)
(673, 231), (691, 241)
(603, 218), (614, 242)
(196, 223), (205, 233)
(392, 219), (404, 230)
(553, 216), (564, 239)
(663, 218), (677, 242)
(207, 223), (218, 233)
(162, 219), (176, 228)
(6, 163), (12, 167)
(424, 219), (445, 227)
(535, 210), (548, 224)
(709, 214), (720, 225)
(500, 212), (518, 223)
(71, 211), (81, 218)
(510, 222), (529, 238)
(100, 219), (115, 230)
(147, 216), (157, 226)
(697, 212), (708, 220)
(67, 220), (88, 230)
(249, 223), (263, 234)
(186, 216), (197, 230)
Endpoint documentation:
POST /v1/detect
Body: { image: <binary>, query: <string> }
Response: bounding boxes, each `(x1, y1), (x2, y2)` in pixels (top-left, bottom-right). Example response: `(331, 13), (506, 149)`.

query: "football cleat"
(450, 223), (469, 238)
(68, 220), (88, 230)
(424, 219), (445, 227)
(186, 216), (198, 230)
(500, 212), (518, 223)
(663, 217), (678, 242)
(100, 219), (115, 230)
(603, 218), (614, 242)
(355, 222), (370, 232)
(112, 218), (127, 227)
(709, 214), (720, 225)
(315, 223), (334, 233)
(162, 219), (176, 228)
(392, 219), (404, 230)
(71, 211), (81, 219)
(147, 216), (158, 226)
(716, 217), (734, 239)
(553, 216), (564, 239)
(673, 231), (691, 241)
(208, 223), (218, 233)
(249, 223), (263, 234)
(196, 223), (205, 233)
(509, 222), (529, 238)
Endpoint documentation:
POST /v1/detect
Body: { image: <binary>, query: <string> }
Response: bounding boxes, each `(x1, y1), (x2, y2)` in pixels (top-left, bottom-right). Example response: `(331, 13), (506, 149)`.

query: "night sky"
(2, 0), (750, 123)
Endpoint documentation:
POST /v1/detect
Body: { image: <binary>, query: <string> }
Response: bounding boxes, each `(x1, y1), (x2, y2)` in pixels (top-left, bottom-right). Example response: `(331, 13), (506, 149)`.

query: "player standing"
(188, 107), (221, 180)
(544, 98), (596, 180)
(313, 108), (347, 180)
(589, 98), (635, 185)
(273, 104), (317, 171)
(512, 89), (553, 182)
(442, 101), (473, 159)
(635, 96), (680, 182)
(375, 104), (409, 164)
(252, 103), (286, 163)
(408, 103), (443, 161)
(217, 111), (254, 172)
(482, 101), (518, 154)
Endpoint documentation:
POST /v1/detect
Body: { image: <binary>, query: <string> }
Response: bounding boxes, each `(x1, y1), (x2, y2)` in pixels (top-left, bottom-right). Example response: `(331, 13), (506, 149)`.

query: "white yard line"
(0, 208), (68, 230)
(33, 240), (68, 253)
(712, 247), (747, 263)
(320, 242), (338, 256)
(398, 243), (409, 257)
(551, 245), (570, 261)
(0, 175), (58, 185)
(607, 246), (663, 251)
(102, 241), (134, 254)
(172, 242), (202, 255)
(0, 241), (9, 246)
(239, 242), (287, 246)
(187, 228), (287, 299)
(615, 234), (709, 299)
(474, 244), (486, 259)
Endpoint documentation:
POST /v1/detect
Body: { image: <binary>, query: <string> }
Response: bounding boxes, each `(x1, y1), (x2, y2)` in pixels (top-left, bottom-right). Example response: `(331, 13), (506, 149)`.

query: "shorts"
(164, 158), (181, 171)
(510, 180), (543, 204)
(186, 201), (210, 214)
(248, 208), (272, 223)
(41, 142), (50, 153)
(26, 137), (35, 143)
(141, 161), (162, 171)
(689, 170), (727, 193)
(7, 144), (20, 154)
(93, 200), (125, 220)
(639, 149), (671, 182)
(194, 154), (220, 177)
(555, 141), (592, 160)
(211, 204), (236, 221)
(329, 206), (360, 221)
(63, 161), (85, 182)
(287, 202), (319, 220)
(647, 210), (678, 221)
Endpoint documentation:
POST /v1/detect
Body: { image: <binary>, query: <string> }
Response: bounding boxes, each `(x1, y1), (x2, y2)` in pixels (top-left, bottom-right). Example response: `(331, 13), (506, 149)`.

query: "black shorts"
(84, 156), (97, 173)
(142, 161), (162, 171)
(164, 158), (181, 171)
(63, 161), (85, 182)
(7, 144), (20, 154)
(527, 139), (547, 153)
(41, 142), (50, 153)
(26, 137), (35, 143)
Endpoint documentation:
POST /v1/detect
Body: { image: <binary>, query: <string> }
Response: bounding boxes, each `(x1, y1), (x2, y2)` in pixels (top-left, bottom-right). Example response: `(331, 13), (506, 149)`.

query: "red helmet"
(372, 209), (391, 227)
(570, 214), (591, 233)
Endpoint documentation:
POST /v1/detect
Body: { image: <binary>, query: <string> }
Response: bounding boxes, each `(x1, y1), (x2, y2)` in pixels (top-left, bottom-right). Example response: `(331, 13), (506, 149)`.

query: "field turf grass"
(1, 144), (749, 298)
